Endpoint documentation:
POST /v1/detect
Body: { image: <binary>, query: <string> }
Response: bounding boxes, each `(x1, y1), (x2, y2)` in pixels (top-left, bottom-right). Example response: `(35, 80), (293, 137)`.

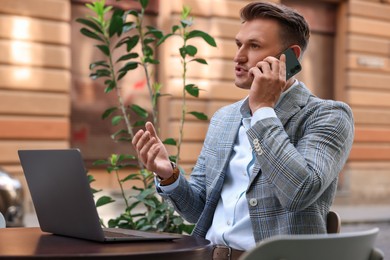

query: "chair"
(239, 228), (384, 260)
(327, 210), (341, 233)
(0, 212), (5, 228)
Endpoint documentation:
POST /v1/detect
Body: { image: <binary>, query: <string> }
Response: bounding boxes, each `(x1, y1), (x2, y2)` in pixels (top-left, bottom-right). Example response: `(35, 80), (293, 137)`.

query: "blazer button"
(253, 138), (259, 145)
(249, 198), (257, 207)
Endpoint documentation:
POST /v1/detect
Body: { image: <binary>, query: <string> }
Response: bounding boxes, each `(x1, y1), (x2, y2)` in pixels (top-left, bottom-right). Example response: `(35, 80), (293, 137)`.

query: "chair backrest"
(239, 228), (381, 260)
(0, 212), (5, 228)
(327, 210), (341, 233)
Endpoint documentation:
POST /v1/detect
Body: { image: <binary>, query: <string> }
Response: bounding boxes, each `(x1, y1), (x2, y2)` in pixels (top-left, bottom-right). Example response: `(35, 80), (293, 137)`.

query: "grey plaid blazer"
(158, 82), (354, 243)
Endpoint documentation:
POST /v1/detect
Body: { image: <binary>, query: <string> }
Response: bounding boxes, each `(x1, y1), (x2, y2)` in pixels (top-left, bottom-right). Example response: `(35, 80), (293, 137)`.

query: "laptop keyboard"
(104, 230), (141, 238)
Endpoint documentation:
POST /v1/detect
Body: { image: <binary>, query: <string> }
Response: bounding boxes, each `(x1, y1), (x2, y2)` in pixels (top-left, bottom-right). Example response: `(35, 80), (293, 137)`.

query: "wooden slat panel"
(349, 144), (390, 161)
(0, 0), (70, 21)
(349, 16), (390, 38)
(0, 116), (69, 140)
(0, 15), (70, 44)
(168, 121), (208, 141)
(353, 107), (390, 126)
(166, 78), (248, 101)
(354, 127), (390, 142)
(167, 37), (236, 60)
(348, 53), (389, 72)
(170, 15), (240, 39)
(168, 56), (234, 80)
(347, 35), (390, 55)
(348, 89), (390, 108)
(0, 65), (70, 92)
(177, 142), (203, 163)
(0, 140), (69, 164)
(0, 90), (70, 116)
(171, 0), (254, 18)
(347, 71), (390, 91)
(169, 99), (209, 120)
(349, 0), (390, 21)
(0, 40), (70, 69)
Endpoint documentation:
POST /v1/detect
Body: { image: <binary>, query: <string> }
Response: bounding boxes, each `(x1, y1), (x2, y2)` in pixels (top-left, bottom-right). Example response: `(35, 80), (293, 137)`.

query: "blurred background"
(0, 0), (389, 250)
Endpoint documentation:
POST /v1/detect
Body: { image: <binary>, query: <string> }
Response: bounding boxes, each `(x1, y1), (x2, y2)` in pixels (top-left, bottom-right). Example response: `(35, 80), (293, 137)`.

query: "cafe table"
(0, 227), (213, 259)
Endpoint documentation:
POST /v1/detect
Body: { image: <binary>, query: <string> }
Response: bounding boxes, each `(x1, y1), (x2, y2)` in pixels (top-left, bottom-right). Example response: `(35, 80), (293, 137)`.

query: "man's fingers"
(279, 53), (287, 80)
(132, 129), (144, 148)
(145, 122), (158, 139)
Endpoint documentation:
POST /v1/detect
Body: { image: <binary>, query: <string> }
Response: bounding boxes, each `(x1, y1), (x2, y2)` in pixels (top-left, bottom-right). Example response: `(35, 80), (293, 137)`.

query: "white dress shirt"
(159, 80), (298, 250)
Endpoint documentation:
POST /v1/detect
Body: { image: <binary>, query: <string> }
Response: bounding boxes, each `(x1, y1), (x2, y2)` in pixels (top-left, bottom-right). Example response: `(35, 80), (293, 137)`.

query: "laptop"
(18, 149), (182, 242)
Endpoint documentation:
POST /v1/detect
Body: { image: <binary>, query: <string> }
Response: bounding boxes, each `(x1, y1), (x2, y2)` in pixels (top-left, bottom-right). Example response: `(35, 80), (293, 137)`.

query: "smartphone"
(283, 48), (302, 80)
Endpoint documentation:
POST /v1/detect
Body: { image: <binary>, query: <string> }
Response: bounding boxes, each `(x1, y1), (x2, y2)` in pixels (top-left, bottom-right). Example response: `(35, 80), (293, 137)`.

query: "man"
(132, 1), (354, 259)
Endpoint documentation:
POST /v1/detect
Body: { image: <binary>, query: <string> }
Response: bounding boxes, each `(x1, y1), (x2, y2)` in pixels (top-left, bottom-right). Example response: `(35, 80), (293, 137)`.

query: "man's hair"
(240, 2), (310, 52)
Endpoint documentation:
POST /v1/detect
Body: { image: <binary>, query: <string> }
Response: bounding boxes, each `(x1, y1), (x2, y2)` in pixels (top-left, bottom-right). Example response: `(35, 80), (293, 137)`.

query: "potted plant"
(77, 0), (216, 234)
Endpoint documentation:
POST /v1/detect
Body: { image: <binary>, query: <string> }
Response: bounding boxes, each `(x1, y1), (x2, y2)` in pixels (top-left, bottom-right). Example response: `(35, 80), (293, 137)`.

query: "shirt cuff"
(251, 107), (277, 126)
(155, 174), (181, 193)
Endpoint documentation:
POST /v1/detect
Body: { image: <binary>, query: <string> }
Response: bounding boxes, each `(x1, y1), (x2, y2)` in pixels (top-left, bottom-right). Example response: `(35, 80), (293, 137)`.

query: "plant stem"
(115, 169), (129, 209)
(176, 31), (188, 164)
(137, 8), (159, 132)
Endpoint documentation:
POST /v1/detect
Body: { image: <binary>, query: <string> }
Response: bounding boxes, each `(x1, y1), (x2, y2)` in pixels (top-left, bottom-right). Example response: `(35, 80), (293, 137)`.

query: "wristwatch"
(156, 162), (180, 186)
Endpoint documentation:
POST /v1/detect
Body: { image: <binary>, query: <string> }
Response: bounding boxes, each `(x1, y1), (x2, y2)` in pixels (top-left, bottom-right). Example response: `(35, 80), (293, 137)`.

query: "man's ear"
(290, 45), (302, 60)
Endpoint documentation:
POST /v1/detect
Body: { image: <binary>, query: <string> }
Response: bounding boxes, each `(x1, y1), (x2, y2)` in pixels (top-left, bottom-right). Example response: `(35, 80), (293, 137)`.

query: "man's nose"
(234, 48), (247, 63)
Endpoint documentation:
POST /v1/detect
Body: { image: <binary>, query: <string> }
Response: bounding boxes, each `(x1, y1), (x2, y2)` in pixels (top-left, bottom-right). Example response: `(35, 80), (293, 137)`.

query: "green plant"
(77, 0), (216, 234)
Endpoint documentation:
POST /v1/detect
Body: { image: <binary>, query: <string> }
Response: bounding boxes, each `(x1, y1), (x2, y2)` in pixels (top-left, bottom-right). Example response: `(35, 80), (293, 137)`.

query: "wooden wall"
(338, 0), (390, 202)
(0, 0), (71, 182)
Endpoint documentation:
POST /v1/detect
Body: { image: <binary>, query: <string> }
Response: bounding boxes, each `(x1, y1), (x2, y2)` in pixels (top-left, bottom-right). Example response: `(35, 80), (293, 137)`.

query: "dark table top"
(0, 227), (212, 259)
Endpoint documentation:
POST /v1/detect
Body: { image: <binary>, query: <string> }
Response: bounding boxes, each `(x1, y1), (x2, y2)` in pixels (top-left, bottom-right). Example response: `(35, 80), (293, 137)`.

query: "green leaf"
(102, 107), (118, 119)
(80, 28), (104, 42)
(119, 61), (138, 72)
(187, 30), (217, 47)
(122, 21), (136, 33)
(130, 104), (148, 118)
(93, 159), (110, 166)
(127, 35), (140, 51)
(109, 10), (124, 37)
(104, 80), (116, 93)
(76, 18), (103, 34)
(181, 19), (193, 28)
(96, 196), (115, 207)
(188, 111), (208, 120)
(111, 129), (127, 139)
(185, 45), (197, 56)
(181, 6), (191, 20)
(121, 173), (141, 182)
(146, 26), (163, 39)
(133, 120), (146, 127)
(163, 138), (177, 146)
(90, 188), (102, 194)
(116, 53), (139, 63)
(112, 115), (123, 126)
(140, 0), (149, 8)
(144, 57), (159, 64)
(90, 60), (109, 70)
(157, 33), (173, 46)
(191, 58), (208, 65)
(179, 47), (186, 59)
(96, 44), (110, 56)
(185, 84), (199, 97)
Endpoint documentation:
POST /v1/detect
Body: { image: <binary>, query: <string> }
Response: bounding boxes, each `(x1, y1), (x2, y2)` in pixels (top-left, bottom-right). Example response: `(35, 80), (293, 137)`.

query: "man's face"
(234, 18), (283, 89)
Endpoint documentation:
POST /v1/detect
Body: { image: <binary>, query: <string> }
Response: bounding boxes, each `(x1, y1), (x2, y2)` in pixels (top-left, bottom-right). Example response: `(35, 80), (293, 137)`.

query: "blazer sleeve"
(246, 100), (354, 211)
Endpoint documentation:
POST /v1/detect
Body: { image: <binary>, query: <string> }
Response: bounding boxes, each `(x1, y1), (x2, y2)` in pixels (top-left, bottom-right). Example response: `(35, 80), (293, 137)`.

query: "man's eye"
(251, 44), (260, 49)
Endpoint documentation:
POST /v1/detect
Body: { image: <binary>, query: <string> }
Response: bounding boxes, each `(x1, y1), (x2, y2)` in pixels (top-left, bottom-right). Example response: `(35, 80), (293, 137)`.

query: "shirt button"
(249, 198), (257, 207)
(227, 220), (231, 226)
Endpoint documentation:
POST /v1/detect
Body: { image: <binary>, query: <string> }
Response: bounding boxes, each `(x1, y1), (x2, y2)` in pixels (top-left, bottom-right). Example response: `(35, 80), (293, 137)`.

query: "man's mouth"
(235, 65), (248, 76)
